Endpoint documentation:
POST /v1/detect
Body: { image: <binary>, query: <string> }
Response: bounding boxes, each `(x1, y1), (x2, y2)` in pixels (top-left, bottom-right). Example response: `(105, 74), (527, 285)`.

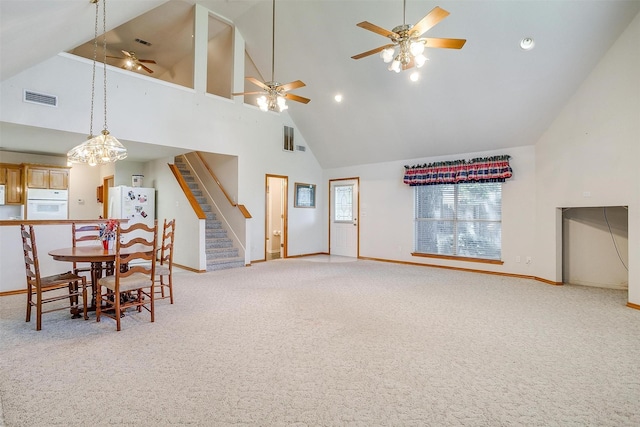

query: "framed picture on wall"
(294, 183), (316, 208)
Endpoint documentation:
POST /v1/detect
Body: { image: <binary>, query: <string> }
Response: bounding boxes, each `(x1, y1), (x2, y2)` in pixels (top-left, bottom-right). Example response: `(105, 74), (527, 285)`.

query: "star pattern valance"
(403, 155), (513, 186)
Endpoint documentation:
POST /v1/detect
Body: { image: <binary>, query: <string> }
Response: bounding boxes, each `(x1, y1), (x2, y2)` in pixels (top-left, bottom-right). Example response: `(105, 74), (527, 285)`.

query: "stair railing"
(180, 153), (248, 257)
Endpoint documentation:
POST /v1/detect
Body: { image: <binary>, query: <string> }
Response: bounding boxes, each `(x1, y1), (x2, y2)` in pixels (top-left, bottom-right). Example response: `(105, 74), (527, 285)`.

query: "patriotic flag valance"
(403, 155), (513, 186)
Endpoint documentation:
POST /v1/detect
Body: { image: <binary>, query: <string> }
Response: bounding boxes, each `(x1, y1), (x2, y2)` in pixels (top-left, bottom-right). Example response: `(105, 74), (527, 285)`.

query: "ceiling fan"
(351, 1), (466, 73)
(107, 50), (156, 74)
(232, 0), (310, 112)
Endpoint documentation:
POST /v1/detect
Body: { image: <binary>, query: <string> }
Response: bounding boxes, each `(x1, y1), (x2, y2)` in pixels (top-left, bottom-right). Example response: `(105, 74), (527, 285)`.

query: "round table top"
(48, 246), (115, 262)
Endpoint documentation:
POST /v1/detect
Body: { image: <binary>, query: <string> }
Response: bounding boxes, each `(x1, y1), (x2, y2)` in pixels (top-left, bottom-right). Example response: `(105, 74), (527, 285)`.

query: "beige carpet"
(1, 257), (639, 426)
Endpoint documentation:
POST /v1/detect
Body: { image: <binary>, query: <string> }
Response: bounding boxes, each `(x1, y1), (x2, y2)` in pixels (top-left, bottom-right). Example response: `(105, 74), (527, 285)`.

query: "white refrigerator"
(108, 186), (155, 228)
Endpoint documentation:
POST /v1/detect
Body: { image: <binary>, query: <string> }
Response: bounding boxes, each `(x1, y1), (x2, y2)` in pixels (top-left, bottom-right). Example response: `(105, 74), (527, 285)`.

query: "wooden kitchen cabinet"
(25, 165), (69, 189)
(0, 164), (23, 204)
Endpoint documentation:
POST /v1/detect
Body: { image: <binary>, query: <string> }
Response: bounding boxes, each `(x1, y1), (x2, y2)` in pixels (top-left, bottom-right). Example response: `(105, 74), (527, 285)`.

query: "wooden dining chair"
(96, 220), (157, 331)
(72, 222), (108, 282)
(155, 219), (175, 304)
(21, 224), (88, 331)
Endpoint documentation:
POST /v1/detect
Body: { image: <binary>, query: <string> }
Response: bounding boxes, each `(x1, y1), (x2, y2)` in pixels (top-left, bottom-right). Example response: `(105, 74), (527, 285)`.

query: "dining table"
(49, 244), (156, 311)
(48, 245), (117, 310)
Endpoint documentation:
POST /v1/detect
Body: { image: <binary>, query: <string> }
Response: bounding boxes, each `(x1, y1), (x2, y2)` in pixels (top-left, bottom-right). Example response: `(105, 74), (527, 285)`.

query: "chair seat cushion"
(155, 265), (170, 276)
(99, 273), (153, 293)
(41, 271), (83, 286)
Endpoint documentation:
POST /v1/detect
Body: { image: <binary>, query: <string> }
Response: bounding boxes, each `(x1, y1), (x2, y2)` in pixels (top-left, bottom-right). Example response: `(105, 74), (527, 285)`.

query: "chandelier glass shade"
(68, 0), (126, 166)
(67, 130), (128, 167)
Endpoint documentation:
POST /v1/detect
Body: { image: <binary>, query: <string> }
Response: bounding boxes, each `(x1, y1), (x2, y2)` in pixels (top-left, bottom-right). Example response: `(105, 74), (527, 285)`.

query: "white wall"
(144, 157), (204, 271)
(68, 162), (103, 219)
(323, 145), (537, 276)
(534, 12), (639, 304)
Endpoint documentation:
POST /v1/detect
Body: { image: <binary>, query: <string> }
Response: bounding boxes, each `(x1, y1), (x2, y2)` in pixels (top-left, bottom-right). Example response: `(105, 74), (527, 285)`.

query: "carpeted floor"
(1, 257), (639, 426)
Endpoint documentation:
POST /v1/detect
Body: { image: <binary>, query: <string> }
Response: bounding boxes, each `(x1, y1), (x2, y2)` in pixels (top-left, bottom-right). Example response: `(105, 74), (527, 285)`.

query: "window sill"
(411, 252), (504, 265)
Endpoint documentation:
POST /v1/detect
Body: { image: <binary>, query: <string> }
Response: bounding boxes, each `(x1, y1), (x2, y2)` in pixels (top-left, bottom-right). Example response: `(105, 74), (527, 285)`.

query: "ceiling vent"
(23, 90), (57, 107)
(295, 145), (306, 152)
(135, 38), (152, 46)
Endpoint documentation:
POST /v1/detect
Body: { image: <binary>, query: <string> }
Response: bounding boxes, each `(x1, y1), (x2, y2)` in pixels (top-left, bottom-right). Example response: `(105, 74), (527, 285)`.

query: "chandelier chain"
(102, 0), (108, 132)
(89, 0), (98, 138)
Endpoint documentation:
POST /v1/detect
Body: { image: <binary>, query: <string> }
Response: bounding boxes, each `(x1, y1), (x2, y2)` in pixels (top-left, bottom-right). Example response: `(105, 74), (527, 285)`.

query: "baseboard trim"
(286, 252), (329, 259)
(358, 256), (564, 286)
(627, 302), (640, 311)
(0, 289), (25, 297)
(172, 263), (205, 273)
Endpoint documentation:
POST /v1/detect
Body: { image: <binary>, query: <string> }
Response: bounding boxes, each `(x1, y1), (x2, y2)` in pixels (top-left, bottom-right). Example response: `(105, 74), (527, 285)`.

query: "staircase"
(174, 156), (245, 271)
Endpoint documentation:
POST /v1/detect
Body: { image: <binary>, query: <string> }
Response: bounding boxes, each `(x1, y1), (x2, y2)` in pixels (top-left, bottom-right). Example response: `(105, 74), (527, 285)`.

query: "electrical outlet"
(515, 256), (521, 263)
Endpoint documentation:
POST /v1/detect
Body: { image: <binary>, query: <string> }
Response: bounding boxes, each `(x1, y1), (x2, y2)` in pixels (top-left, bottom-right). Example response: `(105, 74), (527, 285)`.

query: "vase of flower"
(99, 219), (118, 250)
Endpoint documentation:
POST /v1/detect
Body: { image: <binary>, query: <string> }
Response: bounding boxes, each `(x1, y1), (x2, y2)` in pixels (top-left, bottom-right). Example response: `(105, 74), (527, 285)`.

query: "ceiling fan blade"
(106, 55), (124, 60)
(351, 44), (395, 60)
(356, 21), (397, 39)
(278, 80), (305, 92)
(138, 59), (157, 64)
(422, 37), (467, 49)
(246, 77), (269, 91)
(283, 93), (311, 104)
(411, 6), (450, 37)
(231, 91), (264, 96)
(139, 64), (154, 74)
(121, 50), (133, 57)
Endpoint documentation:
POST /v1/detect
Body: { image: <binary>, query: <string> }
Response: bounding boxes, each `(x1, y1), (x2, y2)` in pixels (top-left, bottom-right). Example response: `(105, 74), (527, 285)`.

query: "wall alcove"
(562, 206), (629, 289)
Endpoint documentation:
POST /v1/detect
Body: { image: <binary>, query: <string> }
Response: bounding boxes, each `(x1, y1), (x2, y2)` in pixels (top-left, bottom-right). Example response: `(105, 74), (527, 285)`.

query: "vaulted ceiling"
(1, 0), (639, 168)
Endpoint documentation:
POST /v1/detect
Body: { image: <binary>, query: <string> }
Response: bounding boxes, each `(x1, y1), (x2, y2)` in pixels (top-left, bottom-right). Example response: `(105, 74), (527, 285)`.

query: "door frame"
(328, 177), (360, 258)
(265, 174), (288, 261)
(102, 175), (114, 218)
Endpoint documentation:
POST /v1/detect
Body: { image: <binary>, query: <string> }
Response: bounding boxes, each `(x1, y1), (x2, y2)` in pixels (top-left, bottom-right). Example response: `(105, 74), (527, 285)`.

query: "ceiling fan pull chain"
(271, 0), (275, 82)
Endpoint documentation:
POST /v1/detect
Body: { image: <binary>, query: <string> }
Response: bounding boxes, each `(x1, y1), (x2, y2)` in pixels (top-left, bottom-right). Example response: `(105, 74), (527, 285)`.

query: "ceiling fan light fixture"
(381, 47), (395, 63)
(389, 60), (401, 73)
(410, 71), (420, 82)
(415, 54), (427, 68)
(277, 96), (288, 111)
(257, 95), (269, 112)
(410, 41), (425, 56)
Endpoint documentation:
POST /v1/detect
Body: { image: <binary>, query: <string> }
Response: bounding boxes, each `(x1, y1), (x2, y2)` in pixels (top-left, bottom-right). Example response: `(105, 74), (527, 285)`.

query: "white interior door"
(330, 179), (359, 257)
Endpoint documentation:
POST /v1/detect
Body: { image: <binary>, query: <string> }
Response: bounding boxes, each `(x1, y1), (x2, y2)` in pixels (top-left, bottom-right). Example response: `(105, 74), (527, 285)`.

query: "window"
(334, 185), (353, 222)
(283, 126), (294, 152)
(414, 183), (502, 260)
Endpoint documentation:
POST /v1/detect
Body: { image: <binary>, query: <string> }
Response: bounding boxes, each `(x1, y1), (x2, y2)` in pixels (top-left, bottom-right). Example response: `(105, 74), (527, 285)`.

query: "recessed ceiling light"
(520, 37), (535, 50)
(334, 94), (343, 103)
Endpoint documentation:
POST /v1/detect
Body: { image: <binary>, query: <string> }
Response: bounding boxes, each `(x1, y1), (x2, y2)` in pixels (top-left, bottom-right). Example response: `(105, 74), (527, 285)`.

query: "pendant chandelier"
(68, 0), (126, 166)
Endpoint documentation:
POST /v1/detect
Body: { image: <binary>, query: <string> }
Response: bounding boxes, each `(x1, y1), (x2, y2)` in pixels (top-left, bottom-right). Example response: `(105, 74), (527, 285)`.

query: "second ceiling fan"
(352, 1), (466, 73)
(232, 0), (310, 112)
(107, 50), (156, 74)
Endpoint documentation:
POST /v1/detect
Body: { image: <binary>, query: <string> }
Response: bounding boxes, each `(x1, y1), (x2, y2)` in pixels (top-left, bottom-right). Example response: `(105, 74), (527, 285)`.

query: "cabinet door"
(49, 169), (69, 189)
(6, 167), (22, 203)
(27, 168), (49, 188)
(0, 167), (6, 185)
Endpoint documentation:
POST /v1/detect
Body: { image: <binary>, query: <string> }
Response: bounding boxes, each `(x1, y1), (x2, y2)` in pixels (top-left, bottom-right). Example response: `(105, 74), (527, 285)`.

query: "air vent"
(135, 38), (152, 46)
(23, 90), (58, 107)
(295, 145), (306, 152)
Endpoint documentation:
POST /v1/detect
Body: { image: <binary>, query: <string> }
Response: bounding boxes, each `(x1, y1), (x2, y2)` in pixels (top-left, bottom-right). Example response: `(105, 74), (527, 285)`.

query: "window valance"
(403, 155), (513, 186)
